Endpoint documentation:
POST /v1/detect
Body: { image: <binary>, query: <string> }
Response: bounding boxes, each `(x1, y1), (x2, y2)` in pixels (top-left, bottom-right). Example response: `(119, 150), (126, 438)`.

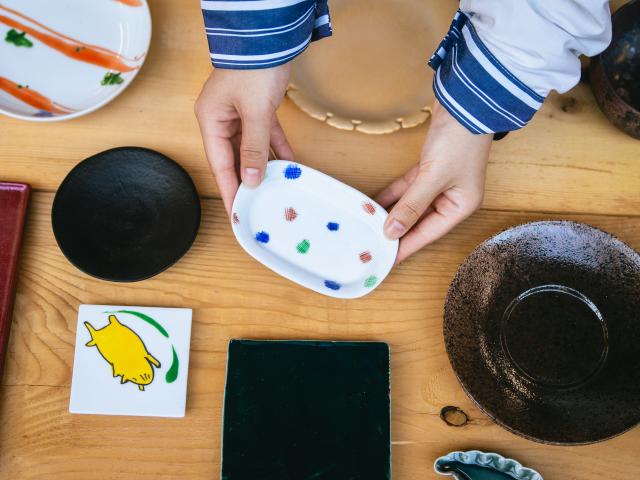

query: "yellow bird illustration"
(85, 315), (161, 391)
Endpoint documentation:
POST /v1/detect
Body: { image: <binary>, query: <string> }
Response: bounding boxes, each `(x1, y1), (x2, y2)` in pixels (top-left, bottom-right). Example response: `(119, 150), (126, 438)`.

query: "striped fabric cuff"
(428, 11), (544, 134)
(202, 0), (332, 70)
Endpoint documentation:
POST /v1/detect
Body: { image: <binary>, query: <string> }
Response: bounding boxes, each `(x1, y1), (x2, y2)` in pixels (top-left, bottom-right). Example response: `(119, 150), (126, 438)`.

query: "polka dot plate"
(231, 161), (399, 299)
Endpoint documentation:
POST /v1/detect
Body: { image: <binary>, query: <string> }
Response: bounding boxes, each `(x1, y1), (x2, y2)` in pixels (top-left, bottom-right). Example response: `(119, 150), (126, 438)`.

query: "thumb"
(383, 170), (443, 239)
(240, 109), (271, 187)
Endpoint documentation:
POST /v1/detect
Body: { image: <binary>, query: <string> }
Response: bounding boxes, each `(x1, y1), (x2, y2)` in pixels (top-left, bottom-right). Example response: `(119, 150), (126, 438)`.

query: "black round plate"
(52, 147), (200, 282)
(444, 221), (640, 445)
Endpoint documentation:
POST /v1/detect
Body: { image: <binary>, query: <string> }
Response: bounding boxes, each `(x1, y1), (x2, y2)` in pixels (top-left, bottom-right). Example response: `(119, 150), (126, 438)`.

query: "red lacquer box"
(0, 182), (30, 379)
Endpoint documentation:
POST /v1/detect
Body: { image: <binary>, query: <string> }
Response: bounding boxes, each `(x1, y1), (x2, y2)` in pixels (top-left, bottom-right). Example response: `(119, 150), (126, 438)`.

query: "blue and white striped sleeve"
(201, 0), (332, 70)
(429, 0), (612, 134)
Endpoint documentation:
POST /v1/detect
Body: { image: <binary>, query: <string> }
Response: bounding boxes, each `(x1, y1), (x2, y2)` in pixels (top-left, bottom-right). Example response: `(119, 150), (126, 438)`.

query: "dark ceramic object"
(444, 221), (640, 445)
(222, 340), (391, 480)
(590, 1), (640, 139)
(434, 451), (542, 480)
(52, 147), (200, 282)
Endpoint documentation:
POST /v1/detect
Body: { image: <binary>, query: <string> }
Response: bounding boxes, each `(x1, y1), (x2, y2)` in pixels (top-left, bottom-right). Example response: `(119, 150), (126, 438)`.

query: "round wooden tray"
(287, 0), (456, 134)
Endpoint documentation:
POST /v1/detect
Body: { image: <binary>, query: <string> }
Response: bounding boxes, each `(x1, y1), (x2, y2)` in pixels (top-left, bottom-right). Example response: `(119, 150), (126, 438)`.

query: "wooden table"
(1, 1), (639, 478)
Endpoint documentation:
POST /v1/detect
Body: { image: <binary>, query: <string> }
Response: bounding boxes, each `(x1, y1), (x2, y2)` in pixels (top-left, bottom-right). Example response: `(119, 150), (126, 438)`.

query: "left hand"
(195, 64), (293, 216)
(376, 100), (493, 264)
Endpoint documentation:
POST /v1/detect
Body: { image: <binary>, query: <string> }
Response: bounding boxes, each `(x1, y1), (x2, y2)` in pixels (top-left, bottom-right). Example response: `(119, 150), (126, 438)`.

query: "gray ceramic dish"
(434, 451), (542, 480)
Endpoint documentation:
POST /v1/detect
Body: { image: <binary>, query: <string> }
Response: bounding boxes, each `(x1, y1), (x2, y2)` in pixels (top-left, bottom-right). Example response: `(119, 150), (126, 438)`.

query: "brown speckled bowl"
(444, 221), (640, 445)
(590, 1), (640, 139)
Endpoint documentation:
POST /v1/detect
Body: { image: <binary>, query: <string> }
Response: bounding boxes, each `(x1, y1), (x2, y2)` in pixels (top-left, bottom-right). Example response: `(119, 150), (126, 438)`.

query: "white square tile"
(69, 305), (192, 417)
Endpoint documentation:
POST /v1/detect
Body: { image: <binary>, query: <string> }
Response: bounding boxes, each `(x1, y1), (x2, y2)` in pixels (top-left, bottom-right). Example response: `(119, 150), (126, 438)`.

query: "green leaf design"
(165, 345), (179, 383)
(5, 29), (33, 48)
(104, 310), (170, 338)
(101, 72), (124, 86)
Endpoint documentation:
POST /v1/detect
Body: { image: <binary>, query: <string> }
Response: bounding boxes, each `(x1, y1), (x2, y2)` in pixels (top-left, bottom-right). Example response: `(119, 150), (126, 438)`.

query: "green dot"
(296, 239), (310, 254)
(364, 276), (378, 288)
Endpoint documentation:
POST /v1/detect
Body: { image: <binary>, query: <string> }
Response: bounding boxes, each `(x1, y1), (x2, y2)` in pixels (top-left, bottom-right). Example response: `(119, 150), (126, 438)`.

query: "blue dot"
(327, 222), (340, 231)
(284, 164), (302, 180)
(255, 231), (270, 243)
(324, 280), (341, 291)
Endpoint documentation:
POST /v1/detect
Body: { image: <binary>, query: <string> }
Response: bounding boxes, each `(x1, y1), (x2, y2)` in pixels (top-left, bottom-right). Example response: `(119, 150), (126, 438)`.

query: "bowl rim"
(590, 0), (640, 116)
(434, 450), (543, 480)
(0, 0), (152, 122)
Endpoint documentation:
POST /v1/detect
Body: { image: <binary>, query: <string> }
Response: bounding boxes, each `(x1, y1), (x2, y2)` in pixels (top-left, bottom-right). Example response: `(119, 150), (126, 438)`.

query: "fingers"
(203, 136), (238, 217)
(270, 118), (294, 161)
(195, 105), (239, 216)
(239, 109), (271, 187)
(395, 211), (453, 264)
(395, 191), (482, 264)
(395, 198), (462, 264)
(374, 165), (419, 208)
(383, 168), (444, 240)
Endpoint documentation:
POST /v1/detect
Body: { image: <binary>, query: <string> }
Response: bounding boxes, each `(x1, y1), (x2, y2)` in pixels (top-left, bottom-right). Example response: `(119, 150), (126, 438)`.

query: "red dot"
(359, 251), (373, 263)
(284, 207), (298, 221)
(362, 202), (376, 215)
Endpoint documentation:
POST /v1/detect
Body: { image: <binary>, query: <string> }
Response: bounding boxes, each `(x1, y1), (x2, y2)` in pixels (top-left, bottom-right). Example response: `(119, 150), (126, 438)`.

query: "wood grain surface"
(1, 1), (639, 216)
(1, 0), (639, 479)
(1, 195), (640, 479)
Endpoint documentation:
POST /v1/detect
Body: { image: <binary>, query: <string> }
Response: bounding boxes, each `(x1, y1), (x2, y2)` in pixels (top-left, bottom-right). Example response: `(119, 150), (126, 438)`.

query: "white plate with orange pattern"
(0, 0), (150, 121)
(231, 161), (399, 299)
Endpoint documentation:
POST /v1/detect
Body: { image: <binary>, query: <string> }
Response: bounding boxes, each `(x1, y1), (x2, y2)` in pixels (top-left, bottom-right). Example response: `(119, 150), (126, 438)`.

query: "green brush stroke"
(364, 276), (378, 288)
(165, 345), (179, 383)
(104, 310), (169, 338)
(296, 239), (310, 254)
(101, 72), (124, 86)
(5, 29), (33, 47)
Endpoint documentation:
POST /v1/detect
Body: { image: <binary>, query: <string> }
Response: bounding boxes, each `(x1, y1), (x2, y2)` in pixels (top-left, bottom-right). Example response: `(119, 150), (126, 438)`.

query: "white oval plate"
(0, 0), (151, 121)
(231, 161), (399, 299)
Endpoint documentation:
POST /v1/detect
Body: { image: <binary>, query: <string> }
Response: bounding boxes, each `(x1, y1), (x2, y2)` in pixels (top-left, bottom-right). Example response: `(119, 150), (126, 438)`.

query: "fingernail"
(243, 167), (261, 186)
(385, 219), (406, 239)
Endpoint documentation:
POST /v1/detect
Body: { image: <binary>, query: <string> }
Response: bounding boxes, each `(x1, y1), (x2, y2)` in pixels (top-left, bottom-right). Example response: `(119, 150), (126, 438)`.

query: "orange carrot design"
(0, 10), (139, 72)
(0, 4), (143, 62)
(0, 77), (74, 114)
(114, 0), (143, 6)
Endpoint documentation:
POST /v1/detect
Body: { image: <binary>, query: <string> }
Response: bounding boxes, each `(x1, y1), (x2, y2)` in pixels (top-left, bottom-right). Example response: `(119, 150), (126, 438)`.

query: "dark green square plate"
(221, 340), (390, 480)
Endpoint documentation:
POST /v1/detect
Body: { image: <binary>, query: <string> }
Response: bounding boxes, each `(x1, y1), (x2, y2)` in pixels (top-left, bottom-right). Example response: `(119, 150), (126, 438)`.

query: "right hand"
(376, 100), (492, 264)
(195, 64), (294, 216)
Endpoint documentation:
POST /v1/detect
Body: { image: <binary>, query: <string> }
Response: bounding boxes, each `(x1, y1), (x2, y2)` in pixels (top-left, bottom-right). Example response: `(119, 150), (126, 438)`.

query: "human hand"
(195, 64), (294, 215)
(376, 100), (493, 264)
